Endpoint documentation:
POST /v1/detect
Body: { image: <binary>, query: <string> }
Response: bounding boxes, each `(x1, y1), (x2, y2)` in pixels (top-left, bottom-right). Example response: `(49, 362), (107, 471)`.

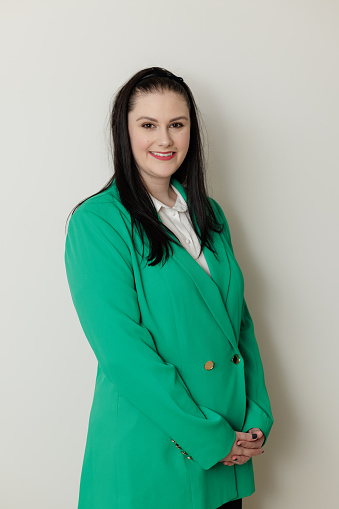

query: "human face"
(128, 90), (190, 189)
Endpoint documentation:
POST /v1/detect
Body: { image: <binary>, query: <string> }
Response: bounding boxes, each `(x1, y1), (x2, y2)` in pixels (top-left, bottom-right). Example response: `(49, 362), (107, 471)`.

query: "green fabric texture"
(64, 177), (273, 509)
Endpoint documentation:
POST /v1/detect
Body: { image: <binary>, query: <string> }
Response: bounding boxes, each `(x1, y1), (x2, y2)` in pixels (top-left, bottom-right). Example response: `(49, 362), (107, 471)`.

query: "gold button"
(181, 450), (188, 455)
(186, 456), (193, 460)
(231, 354), (241, 364)
(204, 360), (215, 370)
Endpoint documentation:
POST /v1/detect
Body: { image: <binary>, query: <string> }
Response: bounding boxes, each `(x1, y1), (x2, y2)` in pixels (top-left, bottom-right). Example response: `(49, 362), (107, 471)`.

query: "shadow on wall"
(228, 213), (296, 509)
(200, 82), (297, 508)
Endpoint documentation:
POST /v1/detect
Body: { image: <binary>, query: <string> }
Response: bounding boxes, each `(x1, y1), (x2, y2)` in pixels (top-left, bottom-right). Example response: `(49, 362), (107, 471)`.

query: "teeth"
(150, 152), (174, 157)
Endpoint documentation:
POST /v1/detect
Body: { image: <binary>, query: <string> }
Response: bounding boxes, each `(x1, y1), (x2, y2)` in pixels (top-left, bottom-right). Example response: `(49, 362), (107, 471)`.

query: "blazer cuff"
(241, 398), (274, 446)
(186, 406), (236, 470)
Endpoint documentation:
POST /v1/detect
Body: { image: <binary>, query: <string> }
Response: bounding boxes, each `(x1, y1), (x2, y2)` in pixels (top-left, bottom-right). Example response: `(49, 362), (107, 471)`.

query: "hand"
(219, 430), (265, 467)
(237, 428), (265, 451)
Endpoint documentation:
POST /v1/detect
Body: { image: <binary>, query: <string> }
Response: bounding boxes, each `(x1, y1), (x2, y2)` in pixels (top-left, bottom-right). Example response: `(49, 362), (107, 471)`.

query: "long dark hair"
(65, 66), (224, 267)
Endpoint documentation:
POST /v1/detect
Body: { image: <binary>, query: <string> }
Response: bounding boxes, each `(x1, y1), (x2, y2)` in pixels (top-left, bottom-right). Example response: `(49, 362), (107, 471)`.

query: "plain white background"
(1, 1), (338, 507)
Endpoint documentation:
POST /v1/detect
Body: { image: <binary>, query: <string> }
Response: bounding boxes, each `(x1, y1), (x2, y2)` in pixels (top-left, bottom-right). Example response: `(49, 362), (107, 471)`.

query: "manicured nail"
(252, 433), (257, 439)
(237, 441), (241, 446)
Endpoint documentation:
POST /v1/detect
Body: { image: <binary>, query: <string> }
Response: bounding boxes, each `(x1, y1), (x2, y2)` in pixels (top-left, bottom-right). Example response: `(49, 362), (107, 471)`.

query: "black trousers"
(217, 498), (242, 508)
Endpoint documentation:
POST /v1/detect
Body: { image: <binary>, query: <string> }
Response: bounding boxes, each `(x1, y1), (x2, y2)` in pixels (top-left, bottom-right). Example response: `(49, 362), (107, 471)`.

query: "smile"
(149, 151), (176, 161)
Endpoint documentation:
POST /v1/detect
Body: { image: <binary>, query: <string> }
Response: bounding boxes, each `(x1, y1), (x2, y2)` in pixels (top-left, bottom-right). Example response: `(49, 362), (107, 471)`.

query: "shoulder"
(207, 196), (233, 243)
(65, 184), (135, 265)
(67, 182), (132, 237)
(65, 183), (136, 260)
(207, 196), (229, 227)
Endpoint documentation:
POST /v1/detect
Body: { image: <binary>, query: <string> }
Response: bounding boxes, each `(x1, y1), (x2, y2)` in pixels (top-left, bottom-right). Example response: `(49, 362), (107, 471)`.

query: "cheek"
(129, 130), (149, 153)
(178, 132), (190, 151)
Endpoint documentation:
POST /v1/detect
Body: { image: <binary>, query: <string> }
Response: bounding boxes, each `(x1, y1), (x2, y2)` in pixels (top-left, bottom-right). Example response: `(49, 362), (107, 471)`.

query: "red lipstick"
(149, 151), (176, 161)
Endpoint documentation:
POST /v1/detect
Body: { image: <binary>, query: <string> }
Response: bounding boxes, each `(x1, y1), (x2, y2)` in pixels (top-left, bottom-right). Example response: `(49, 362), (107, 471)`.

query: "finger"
(223, 461), (235, 466)
(247, 428), (264, 438)
(241, 447), (265, 458)
(237, 437), (265, 449)
(236, 431), (261, 442)
(231, 455), (250, 465)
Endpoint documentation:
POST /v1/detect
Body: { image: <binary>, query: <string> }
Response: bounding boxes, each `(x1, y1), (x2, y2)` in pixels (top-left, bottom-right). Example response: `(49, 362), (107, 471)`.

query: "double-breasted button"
(231, 354), (241, 364)
(204, 360), (215, 370)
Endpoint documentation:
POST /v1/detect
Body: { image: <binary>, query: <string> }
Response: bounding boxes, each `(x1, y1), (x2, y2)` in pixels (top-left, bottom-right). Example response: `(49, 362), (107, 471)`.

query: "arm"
(210, 199), (274, 445)
(64, 204), (236, 470)
(238, 299), (274, 445)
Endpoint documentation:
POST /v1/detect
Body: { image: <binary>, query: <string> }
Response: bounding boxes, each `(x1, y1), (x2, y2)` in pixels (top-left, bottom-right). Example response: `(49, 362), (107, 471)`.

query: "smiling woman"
(127, 90), (191, 191)
(64, 67), (273, 509)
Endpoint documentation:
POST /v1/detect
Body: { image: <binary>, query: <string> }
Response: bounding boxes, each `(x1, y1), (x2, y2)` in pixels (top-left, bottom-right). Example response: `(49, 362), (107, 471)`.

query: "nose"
(156, 127), (174, 148)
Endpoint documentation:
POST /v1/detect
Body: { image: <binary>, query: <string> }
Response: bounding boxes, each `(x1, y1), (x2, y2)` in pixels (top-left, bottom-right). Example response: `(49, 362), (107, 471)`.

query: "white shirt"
(149, 184), (212, 278)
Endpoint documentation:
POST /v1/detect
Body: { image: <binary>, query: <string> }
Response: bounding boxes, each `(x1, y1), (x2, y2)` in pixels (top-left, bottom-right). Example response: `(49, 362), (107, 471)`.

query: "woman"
(64, 67), (273, 509)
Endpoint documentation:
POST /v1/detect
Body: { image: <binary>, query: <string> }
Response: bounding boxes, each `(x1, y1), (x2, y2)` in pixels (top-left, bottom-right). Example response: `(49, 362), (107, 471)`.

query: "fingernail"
(252, 433), (257, 439)
(237, 441), (241, 446)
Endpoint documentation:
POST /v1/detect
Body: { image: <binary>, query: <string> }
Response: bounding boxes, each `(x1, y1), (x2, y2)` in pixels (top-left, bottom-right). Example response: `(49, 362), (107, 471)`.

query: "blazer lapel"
(164, 178), (238, 351)
(109, 176), (238, 351)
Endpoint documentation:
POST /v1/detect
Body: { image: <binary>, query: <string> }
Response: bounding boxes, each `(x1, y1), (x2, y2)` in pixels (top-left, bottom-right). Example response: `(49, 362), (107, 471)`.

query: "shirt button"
(185, 238), (191, 244)
(171, 211), (176, 216)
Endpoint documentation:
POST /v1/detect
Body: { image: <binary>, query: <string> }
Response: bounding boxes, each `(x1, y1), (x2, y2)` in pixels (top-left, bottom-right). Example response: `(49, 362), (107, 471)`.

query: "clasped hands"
(219, 428), (265, 466)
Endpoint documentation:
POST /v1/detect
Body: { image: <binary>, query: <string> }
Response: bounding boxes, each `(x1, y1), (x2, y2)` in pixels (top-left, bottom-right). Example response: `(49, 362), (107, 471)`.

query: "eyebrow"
(135, 116), (189, 122)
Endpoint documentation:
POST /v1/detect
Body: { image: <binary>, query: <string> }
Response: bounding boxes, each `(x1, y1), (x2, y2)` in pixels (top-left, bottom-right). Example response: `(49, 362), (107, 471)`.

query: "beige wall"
(1, 1), (338, 507)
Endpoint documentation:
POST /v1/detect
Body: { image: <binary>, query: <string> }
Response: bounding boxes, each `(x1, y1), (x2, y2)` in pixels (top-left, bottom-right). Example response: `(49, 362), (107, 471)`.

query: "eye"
(170, 122), (184, 128)
(141, 123), (155, 129)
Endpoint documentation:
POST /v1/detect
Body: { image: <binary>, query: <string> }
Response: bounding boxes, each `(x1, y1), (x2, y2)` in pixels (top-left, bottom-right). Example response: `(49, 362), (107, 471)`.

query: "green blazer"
(64, 176), (273, 509)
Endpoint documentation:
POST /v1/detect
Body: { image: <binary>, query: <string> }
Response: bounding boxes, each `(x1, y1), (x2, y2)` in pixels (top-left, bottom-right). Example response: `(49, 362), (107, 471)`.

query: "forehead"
(129, 90), (189, 117)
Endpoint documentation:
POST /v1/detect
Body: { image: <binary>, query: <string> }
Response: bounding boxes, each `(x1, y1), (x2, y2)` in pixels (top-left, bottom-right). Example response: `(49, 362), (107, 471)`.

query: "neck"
(144, 177), (177, 206)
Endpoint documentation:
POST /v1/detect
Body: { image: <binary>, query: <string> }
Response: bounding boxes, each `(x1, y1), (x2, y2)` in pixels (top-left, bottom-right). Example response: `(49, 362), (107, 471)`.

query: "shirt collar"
(150, 184), (188, 213)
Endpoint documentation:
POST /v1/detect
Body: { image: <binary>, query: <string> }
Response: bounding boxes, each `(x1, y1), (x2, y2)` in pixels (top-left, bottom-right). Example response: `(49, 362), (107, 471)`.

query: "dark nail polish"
(252, 433), (257, 439)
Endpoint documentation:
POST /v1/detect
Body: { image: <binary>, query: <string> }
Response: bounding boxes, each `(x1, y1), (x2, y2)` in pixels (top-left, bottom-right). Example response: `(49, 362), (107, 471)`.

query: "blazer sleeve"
(238, 299), (274, 445)
(64, 204), (236, 470)
(210, 198), (274, 445)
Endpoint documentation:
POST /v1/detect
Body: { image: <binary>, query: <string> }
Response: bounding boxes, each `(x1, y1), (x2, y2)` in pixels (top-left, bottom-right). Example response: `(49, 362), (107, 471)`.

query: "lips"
(149, 151), (176, 161)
